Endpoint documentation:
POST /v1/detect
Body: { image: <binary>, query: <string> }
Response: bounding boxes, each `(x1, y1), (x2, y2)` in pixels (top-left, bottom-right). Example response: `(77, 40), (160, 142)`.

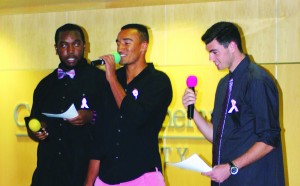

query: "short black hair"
(121, 23), (149, 42)
(201, 21), (243, 52)
(55, 23), (85, 44)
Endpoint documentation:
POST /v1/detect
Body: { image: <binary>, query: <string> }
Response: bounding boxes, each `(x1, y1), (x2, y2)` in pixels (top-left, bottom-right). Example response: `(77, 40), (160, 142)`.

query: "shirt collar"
(230, 55), (250, 79)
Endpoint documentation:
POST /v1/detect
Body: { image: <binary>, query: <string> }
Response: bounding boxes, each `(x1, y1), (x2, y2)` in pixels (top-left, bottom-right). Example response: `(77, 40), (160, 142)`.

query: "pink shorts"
(94, 168), (165, 186)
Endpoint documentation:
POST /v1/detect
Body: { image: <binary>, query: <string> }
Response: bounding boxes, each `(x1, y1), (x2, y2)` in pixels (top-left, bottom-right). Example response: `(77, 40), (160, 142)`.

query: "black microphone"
(91, 59), (105, 66)
(186, 75), (198, 119)
(91, 52), (121, 66)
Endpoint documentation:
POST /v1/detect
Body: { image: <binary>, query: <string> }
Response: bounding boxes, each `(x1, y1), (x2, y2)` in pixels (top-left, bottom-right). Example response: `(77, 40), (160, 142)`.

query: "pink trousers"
(94, 168), (165, 186)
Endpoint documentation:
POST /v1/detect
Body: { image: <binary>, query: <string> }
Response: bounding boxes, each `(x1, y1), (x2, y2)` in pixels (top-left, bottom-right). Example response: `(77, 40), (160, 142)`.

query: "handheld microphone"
(91, 52), (121, 66)
(28, 118), (42, 132)
(186, 75), (198, 119)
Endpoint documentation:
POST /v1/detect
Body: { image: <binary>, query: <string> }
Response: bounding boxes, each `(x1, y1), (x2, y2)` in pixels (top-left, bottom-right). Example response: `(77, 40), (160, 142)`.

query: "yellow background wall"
(0, 0), (299, 185)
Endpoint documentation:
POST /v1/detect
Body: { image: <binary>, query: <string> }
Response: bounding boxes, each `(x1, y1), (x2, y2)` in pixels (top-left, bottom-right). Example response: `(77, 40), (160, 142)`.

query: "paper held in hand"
(42, 104), (78, 119)
(167, 153), (212, 173)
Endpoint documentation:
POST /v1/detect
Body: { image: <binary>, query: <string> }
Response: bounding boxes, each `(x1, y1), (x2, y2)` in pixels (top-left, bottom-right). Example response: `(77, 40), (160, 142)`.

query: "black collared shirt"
(91, 63), (172, 184)
(29, 59), (106, 186)
(211, 56), (285, 185)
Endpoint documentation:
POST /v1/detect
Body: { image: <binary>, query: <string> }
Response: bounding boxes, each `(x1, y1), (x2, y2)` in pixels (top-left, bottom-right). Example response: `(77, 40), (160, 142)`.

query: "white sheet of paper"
(168, 153), (212, 173)
(42, 104), (78, 119)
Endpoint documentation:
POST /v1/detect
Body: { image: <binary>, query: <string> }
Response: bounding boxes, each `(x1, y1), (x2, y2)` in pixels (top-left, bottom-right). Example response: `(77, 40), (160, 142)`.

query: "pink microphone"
(186, 75), (198, 119)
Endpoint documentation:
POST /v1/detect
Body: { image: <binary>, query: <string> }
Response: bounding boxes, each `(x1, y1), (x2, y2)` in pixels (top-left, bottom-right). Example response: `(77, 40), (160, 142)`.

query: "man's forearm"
(85, 159), (100, 186)
(108, 79), (126, 108)
(193, 108), (213, 142)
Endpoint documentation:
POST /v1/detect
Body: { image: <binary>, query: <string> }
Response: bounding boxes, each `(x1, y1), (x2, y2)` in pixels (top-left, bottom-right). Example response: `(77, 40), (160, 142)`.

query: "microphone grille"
(112, 52), (121, 64)
(29, 118), (41, 132)
(186, 75), (198, 87)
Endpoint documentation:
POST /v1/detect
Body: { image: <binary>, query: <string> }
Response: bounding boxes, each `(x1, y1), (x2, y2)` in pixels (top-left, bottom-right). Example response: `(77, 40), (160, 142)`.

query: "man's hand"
(202, 163), (231, 183)
(33, 127), (48, 140)
(182, 88), (196, 110)
(67, 110), (93, 126)
(101, 54), (117, 83)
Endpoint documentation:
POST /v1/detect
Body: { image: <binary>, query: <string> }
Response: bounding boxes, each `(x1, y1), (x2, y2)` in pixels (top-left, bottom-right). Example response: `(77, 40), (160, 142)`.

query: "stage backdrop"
(1, 0), (300, 185)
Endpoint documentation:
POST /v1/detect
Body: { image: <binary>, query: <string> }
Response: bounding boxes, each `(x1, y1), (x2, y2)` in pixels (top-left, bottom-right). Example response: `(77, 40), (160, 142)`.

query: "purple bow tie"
(57, 68), (75, 79)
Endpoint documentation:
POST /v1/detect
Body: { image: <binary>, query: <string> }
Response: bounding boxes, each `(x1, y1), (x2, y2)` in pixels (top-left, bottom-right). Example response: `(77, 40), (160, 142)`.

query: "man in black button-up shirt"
(26, 23), (106, 186)
(85, 24), (172, 186)
(182, 22), (284, 186)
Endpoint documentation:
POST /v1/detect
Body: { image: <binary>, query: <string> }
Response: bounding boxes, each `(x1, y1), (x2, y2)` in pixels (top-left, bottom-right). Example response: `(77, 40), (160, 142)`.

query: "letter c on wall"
(14, 103), (31, 127)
